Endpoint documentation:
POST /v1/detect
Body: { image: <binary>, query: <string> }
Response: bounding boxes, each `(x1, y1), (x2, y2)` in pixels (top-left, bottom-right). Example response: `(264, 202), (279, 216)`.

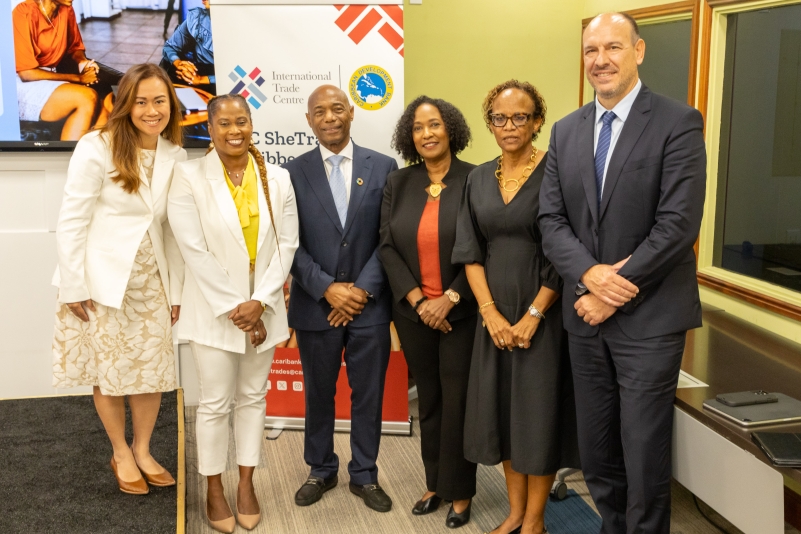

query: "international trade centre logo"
(228, 66), (267, 109)
(348, 65), (393, 111)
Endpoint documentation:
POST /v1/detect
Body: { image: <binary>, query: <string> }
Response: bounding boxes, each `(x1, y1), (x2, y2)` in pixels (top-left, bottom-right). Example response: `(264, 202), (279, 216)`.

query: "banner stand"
(265, 416), (412, 437)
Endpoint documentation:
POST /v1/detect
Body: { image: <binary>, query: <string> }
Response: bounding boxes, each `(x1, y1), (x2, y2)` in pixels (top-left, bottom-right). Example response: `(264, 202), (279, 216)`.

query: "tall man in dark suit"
(539, 13), (706, 533)
(284, 85), (398, 513)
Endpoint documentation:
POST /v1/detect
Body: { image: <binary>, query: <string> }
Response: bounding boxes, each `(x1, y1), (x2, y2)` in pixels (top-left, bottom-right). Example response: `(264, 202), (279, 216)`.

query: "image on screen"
(0, 0), (216, 150)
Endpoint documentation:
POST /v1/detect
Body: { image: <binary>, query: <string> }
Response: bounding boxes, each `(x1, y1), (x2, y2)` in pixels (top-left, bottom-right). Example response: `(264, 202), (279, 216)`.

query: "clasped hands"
(325, 282), (369, 327)
(173, 60), (208, 86)
(416, 295), (454, 333)
(228, 300), (267, 347)
(481, 305), (539, 351)
(575, 257), (639, 326)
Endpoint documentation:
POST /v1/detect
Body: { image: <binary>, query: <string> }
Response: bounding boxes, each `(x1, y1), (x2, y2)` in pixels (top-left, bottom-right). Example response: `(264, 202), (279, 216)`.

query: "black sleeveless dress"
(452, 153), (580, 475)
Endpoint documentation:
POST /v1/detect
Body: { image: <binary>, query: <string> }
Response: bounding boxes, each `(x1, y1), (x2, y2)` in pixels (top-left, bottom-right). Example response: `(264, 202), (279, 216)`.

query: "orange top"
(417, 201), (443, 299)
(13, 0), (85, 72)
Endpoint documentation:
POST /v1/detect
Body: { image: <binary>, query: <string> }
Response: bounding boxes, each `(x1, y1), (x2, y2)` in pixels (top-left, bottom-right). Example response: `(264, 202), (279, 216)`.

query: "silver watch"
(528, 305), (544, 319)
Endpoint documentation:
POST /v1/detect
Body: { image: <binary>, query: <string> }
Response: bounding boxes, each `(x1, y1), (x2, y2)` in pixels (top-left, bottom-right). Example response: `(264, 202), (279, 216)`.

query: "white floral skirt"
(52, 232), (176, 396)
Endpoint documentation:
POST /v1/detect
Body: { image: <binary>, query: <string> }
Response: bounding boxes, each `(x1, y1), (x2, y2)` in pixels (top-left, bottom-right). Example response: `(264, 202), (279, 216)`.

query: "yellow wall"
(404, 0), (583, 165)
(583, 0), (669, 17)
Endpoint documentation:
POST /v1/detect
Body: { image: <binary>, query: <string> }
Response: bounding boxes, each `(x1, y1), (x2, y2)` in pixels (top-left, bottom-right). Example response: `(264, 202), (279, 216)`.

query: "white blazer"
(53, 130), (187, 308)
(168, 150), (299, 354)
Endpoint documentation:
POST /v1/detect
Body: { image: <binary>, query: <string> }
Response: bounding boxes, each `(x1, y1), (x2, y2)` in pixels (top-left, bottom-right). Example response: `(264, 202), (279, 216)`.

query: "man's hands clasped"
(575, 256), (639, 326)
(325, 282), (368, 327)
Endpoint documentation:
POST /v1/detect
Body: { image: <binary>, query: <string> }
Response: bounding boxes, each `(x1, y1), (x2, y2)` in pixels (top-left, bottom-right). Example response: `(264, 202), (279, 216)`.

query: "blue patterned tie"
(327, 154), (348, 227)
(594, 111), (617, 212)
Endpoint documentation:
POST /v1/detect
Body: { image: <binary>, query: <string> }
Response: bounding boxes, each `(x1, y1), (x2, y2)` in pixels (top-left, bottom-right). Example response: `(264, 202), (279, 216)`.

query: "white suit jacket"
(168, 150), (299, 354)
(53, 130), (187, 308)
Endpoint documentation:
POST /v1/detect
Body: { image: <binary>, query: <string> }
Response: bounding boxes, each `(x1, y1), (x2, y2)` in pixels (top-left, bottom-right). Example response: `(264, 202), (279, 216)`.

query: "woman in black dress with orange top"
(453, 81), (579, 534)
(380, 96), (477, 529)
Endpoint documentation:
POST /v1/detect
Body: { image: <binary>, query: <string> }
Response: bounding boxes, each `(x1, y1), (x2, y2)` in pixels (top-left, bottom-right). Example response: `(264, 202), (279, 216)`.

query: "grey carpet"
(185, 399), (797, 534)
(0, 392), (178, 534)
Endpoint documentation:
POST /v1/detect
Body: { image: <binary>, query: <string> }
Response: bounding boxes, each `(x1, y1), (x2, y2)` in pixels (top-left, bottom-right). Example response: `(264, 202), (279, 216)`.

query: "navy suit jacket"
(539, 86), (707, 340)
(284, 143), (398, 331)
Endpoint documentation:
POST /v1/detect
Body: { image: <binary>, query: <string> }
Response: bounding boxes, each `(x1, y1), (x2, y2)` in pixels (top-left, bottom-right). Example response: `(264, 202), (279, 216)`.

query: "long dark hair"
(101, 63), (183, 194)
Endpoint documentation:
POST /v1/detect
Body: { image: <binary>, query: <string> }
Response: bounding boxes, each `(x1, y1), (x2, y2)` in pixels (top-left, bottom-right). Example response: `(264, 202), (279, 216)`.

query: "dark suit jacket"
(284, 143), (398, 331)
(379, 157), (477, 323)
(538, 85), (706, 340)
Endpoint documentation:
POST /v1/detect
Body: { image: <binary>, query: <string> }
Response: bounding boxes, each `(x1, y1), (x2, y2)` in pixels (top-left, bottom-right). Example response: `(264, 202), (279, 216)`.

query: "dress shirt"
(319, 140), (354, 202)
(593, 78), (642, 196)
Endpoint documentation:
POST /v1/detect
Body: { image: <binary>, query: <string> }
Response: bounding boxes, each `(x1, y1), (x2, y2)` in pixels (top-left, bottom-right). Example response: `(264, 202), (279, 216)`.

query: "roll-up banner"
(212, 1), (409, 434)
(212, 1), (405, 167)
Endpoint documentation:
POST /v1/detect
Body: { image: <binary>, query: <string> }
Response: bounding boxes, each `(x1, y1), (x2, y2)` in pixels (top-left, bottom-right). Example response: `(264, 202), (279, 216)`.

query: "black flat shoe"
(412, 494), (442, 515)
(294, 475), (338, 506)
(349, 482), (392, 512)
(445, 500), (471, 529)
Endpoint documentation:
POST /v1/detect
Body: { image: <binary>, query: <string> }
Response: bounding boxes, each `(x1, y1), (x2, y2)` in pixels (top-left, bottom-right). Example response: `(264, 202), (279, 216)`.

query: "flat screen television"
(0, 0), (216, 151)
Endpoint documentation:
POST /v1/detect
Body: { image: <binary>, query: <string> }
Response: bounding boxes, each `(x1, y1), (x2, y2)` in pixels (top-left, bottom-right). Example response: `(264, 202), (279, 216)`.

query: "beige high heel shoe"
(206, 502), (236, 533)
(236, 496), (261, 530)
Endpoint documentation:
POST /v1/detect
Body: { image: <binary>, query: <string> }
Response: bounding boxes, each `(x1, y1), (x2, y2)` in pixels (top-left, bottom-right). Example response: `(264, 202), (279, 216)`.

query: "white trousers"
(191, 341), (275, 476)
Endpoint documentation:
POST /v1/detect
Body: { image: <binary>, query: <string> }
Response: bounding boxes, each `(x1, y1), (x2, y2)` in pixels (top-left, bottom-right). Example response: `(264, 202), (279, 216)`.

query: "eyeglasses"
(489, 113), (533, 128)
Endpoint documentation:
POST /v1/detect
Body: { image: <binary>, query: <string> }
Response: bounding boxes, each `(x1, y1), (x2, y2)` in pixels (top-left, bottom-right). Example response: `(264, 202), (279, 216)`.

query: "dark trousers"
(568, 318), (685, 534)
(296, 323), (390, 486)
(394, 312), (478, 500)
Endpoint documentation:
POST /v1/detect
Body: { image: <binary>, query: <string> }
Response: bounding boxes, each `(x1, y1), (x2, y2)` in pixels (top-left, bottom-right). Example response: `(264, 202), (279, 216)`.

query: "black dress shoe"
(348, 482), (392, 512)
(294, 475), (338, 506)
(412, 494), (442, 515)
(445, 500), (471, 529)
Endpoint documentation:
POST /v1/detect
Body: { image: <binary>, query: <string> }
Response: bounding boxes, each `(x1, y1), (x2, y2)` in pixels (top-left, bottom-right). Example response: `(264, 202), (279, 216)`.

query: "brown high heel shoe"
(132, 448), (176, 487)
(236, 496), (261, 530)
(110, 457), (149, 495)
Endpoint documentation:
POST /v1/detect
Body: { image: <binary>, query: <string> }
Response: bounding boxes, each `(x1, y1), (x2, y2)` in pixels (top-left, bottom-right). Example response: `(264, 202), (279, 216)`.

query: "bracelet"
(478, 300), (495, 312)
(413, 296), (428, 311)
(528, 304), (544, 320)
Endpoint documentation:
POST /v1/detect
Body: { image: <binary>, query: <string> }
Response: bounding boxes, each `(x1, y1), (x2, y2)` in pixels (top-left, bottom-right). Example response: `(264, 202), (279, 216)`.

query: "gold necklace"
(37, 1), (55, 27)
(496, 146), (538, 193)
(223, 165), (246, 182)
(428, 181), (443, 198)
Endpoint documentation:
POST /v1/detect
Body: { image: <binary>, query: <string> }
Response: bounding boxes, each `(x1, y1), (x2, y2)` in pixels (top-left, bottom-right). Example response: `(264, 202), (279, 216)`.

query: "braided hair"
(207, 94), (280, 258)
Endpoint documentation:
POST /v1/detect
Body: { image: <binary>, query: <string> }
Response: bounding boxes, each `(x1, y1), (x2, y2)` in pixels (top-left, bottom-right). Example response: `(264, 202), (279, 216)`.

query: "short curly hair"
(391, 95), (472, 164)
(481, 80), (547, 141)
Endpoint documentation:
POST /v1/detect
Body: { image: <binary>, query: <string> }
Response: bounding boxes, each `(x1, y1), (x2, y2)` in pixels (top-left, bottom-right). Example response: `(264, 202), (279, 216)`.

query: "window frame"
(695, 0), (801, 322)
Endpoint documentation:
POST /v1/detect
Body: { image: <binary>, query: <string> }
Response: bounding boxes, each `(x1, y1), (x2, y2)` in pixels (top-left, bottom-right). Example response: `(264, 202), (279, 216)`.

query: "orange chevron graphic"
(333, 4), (404, 56)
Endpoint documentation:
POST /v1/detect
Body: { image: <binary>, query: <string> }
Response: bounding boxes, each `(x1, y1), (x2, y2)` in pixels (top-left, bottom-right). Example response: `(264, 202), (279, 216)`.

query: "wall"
(404, 0), (583, 165)
(583, 0), (668, 17)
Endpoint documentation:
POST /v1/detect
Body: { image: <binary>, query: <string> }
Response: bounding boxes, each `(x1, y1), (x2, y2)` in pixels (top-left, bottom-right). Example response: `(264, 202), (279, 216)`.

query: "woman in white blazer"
(52, 64), (186, 496)
(168, 94), (298, 533)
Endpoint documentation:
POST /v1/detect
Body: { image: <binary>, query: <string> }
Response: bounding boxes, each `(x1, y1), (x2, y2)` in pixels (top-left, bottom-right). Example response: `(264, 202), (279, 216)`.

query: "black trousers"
(296, 324), (390, 486)
(568, 318), (685, 534)
(393, 311), (477, 500)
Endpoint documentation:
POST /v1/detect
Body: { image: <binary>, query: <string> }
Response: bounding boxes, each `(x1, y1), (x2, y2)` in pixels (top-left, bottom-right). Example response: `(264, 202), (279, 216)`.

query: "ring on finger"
(500, 338), (505, 345)
(518, 343), (524, 348)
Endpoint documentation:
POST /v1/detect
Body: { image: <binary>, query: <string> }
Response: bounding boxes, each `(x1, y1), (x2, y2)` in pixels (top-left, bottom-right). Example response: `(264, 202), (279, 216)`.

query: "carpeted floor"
(185, 399), (794, 534)
(0, 392), (179, 534)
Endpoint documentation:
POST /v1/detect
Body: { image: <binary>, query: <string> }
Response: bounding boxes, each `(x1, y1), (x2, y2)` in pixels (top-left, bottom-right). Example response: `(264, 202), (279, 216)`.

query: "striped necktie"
(594, 111), (617, 212)
(327, 154), (348, 227)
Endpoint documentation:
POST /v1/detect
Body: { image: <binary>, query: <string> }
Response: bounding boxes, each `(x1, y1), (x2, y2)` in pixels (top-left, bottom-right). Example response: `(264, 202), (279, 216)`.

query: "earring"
(209, 141), (215, 149)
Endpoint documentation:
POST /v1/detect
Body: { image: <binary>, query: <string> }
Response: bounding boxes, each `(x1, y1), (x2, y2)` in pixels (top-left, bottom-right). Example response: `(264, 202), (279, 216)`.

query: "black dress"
(452, 153), (580, 475)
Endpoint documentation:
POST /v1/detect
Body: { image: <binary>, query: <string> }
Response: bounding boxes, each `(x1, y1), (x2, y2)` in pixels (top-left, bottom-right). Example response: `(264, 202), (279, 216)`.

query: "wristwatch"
(445, 289), (461, 304)
(528, 304), (544, 320)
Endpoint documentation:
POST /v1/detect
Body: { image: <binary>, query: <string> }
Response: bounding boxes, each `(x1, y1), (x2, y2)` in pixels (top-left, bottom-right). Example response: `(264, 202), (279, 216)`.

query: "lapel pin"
(356, 178), (364, 186)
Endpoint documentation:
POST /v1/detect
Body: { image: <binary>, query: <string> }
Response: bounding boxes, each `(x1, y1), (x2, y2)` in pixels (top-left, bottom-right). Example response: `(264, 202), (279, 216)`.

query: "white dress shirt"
(319, 139), (354, 202)
(593, 78), (642, 196)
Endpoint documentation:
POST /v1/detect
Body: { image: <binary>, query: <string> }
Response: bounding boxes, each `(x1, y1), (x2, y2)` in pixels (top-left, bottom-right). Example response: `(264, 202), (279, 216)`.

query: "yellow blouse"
(223, 156), (260, 264)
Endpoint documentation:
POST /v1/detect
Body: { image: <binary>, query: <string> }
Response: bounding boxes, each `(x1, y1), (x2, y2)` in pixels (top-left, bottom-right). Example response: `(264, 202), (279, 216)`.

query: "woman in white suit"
(52, 63), (186, 495)
(168, 94), (298, 533)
